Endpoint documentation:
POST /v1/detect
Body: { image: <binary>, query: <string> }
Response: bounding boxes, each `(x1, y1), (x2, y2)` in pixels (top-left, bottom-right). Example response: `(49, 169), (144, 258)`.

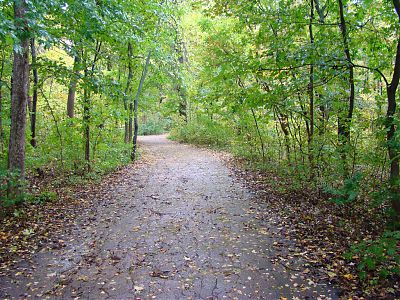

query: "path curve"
(0, 135), (338, 299)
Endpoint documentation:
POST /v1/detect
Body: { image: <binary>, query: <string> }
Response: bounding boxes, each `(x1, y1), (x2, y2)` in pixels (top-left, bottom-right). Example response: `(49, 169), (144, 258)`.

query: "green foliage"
(28, 190), (57, 205)
(0, 0), (185, 210)
(139, 114), (171, 136)
(0, 169), (27, 207)
(324, 172), (363, 205)
(170, 115), (233, 149)
(0, 0), (398, 295)
(172, 3), (400, 293)
(346, 231), (400, 280)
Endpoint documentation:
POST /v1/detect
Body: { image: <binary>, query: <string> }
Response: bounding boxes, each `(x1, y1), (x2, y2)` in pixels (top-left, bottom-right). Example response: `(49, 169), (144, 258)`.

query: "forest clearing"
(0, 0), (400, 299)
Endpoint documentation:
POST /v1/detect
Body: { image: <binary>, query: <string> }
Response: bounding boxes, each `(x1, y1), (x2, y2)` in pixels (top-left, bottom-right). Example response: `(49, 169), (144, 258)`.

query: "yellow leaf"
(343, 274), (353, 280)
(327, 271), (337, 278)
(78, 275), (89, 282)
(258, 229), (268, 235)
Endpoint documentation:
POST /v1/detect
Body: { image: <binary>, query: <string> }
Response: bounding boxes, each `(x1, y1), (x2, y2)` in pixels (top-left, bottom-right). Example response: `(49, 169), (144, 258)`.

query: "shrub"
(0, 169), (27, 207)
(324, 172), (363, 205)
(139, 114), (171, 135)
(345, 231), (400, 280)
(28, 191), (58, 205)
(170, 116), (233, 149)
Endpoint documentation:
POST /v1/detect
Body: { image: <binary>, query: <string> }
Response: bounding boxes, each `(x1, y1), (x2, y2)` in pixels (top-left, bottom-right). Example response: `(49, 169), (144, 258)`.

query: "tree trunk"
(314, 0), (326, 23)
(387, 82), (400, 217)
(124, 43), (133, 143)
(386, 0), (400, 218)
(30, 38), (38, 147)
(277, 112), (291, 163)
(129, 103), (133, 141)
(82, 41), (101, 170)
(250, 108), (266, 161)
(308, 0), (315, 177)
(0, 49), (5, 151)
(175, 32), (188, 123)
(338, 0), (355, 178)
(83, 68), (90, 170)
(67, 54), (80, 118)
(314, 0), (328, 140)
(124, 120), (129, 143)
(178, 84), (188, 123)
(8, 0), (29, 196)
(132, 50), (151, 161)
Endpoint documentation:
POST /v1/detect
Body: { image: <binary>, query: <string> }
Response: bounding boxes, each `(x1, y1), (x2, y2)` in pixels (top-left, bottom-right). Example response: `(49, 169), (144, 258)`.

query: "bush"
(28, 191), (57, 205)
(170, 116), (233, 149)
(324, 172), (363, 205)
(345, 231), (400, 280)
(139, 114), (171, 135)
(0, 169), (27, 207)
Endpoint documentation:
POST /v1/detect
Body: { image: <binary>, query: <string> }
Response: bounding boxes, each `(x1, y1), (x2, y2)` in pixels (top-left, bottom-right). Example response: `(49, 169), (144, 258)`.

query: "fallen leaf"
(134, 285), (144, 292)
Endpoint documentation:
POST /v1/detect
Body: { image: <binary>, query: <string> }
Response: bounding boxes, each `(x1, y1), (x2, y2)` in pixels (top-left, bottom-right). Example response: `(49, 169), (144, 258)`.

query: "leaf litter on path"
(0, 135), (341, 299)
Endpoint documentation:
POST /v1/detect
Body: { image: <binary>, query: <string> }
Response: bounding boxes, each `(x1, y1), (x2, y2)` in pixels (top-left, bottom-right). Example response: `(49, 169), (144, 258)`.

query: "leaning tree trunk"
(132, 51), (151, 161)
(30, 38), (38, 147)
(8, 0), (29, 196)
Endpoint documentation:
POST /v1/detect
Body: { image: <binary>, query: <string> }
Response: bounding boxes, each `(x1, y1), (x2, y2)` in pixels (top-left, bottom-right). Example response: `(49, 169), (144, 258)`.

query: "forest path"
(1, 135), (338, 299)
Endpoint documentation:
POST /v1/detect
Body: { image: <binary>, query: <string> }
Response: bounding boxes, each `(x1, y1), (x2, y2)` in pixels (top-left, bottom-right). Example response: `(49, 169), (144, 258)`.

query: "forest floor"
(0, 134), (383, 299)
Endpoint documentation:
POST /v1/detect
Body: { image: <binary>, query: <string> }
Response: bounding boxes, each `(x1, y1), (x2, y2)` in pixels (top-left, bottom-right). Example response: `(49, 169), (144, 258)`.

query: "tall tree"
(0, 48), (5, 151)
(308, 0), (315, 177)
(337, 0), (355, 177)
(124, 42), (133, 143)
(83, 40), (102, 170)
(8, 0), (29, 195)
(386, 0), (400, 218)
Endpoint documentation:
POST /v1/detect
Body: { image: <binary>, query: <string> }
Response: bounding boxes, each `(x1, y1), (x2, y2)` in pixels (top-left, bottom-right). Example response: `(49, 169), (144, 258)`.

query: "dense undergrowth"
(0, 128), (130, 208)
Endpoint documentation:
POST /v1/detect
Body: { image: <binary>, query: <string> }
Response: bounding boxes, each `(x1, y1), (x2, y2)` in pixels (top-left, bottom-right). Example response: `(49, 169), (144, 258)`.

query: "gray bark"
(67, 54), (80, 118)
(8, 0), (29, 195)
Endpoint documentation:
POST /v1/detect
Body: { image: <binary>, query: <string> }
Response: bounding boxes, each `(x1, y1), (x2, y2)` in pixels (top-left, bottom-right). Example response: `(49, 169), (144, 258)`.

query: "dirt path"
(0, 135), (338, 299)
